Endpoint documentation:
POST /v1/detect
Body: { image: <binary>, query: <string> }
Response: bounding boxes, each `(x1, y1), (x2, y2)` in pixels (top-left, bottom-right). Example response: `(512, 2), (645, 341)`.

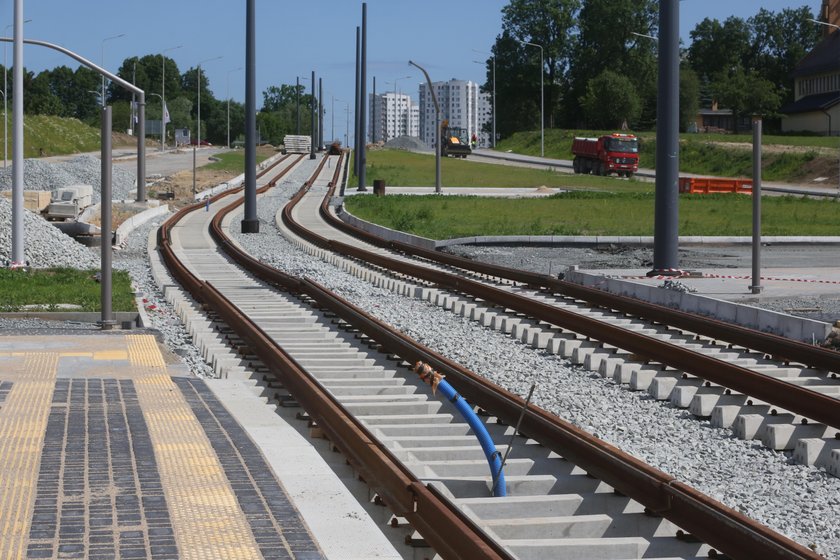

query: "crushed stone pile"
(383, 136), (431, 153)
(0, 156), (137, 201)
(0, 197), (99, 269)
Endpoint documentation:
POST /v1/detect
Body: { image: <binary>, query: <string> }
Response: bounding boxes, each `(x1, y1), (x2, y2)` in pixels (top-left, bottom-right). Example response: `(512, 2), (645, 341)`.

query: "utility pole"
(242, 0), (258, 233)
(649, 0), (681, 276)
(358, 3), (368, 191)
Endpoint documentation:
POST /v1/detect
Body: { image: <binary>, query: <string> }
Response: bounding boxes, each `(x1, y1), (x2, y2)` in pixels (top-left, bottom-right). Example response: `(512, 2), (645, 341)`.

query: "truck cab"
(572, 133), (639, 178)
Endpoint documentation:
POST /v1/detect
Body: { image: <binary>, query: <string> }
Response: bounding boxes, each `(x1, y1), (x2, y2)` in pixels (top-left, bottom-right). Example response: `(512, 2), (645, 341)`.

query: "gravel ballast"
(225, 175), (840, 559)
(0, 196), (99, 268)
(1, 155), (837, 557)
(0, 156), (137, 201)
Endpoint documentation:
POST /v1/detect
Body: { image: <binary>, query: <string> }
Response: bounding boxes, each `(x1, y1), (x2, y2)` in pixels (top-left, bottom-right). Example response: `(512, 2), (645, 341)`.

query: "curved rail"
(327, 187), (840, 373)
(161, 153), (513, 560)
(194, 153), (824, 559)
(280, 177), (840, 435)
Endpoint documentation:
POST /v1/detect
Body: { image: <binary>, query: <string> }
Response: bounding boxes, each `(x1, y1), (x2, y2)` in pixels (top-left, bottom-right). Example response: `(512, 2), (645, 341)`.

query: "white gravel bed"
(0, 197), (99, 268)
(226, 179), (840, 559)
(111, 215), (214, 377)
(0, 156), (137, 201)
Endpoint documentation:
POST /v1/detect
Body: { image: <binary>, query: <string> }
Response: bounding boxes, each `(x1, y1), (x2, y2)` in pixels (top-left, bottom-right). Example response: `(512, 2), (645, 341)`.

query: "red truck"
(571, 133), (639, 178)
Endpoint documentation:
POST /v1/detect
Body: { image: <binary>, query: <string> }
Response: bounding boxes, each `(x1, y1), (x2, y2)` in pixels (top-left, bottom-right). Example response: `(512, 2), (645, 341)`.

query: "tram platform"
(0, 333), (401, 560)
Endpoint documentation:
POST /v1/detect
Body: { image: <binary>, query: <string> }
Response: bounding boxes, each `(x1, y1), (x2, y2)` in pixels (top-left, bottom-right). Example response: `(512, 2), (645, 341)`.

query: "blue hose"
(415, 363), (506, 497)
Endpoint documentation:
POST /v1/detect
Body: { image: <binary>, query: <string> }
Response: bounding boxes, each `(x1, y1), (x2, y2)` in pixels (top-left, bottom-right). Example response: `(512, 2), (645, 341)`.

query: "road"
(470, 149), (840, 198)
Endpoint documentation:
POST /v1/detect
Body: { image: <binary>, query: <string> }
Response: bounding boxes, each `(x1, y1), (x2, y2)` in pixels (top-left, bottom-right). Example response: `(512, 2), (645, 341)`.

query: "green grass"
(344, 191), (840, 240)
(205, 150), (269, 172)
(495, 129), (824, 182)
(351, 149), (650, 192)
(9, 114), (103, 158)
(0, 268), (136, 312)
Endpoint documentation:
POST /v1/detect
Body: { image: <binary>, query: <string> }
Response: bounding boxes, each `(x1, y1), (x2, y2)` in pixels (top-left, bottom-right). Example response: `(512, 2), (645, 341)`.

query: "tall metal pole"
(161, 45), (182, 152)
(409, 60), (441, 194)
(492, 55), (496, 148)
(372, 76), (377, 142)
(319, 77), (324, 150)
(11, 0), (24, 264)
(2, 36), (146, 204)
(650, 0), (680, 276)
(242, 0), (258, 233)
(137, 93), (146, 202)
(310, 70), (316, 160)
(4, 20), (29, 169)
(296, 76), (301, 135)
(331, 95), (335, 145)
(353, 26), (360, 177)
(751, 117), (763, 294)
(359, 3), (368, 191)
(100, 105), (115, 329)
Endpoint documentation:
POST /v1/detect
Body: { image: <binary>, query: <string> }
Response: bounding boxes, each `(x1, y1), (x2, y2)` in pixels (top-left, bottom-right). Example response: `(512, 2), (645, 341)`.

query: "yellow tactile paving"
(92, 350), (129, 360)
(0, 352), (58, 560)
(126, 334), (263, 559)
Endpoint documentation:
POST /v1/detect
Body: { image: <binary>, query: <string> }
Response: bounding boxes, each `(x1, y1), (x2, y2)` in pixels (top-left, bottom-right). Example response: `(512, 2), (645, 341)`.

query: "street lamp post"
(227, 67), (243, 148)
(193, 56), (222, 195)
(473, 50), (496, 148)
(100, 33), (125, 107)
(4, 19), (30, 169)
(161, 45), (182, 152)
(808, 18), (840, 198)
(519, 40), (543, 157)
(409, 60), (441, 194)
(149, 92), (164, 147)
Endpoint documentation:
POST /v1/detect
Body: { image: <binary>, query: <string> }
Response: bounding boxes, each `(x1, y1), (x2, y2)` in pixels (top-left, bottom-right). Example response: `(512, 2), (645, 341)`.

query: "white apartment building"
(369, 92), (420, 143)
(418, 79), (492, 149)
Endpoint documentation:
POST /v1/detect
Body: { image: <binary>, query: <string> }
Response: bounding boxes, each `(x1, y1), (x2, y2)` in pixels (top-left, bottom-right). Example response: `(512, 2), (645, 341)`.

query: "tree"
(712, 68), (781, 132)
(680, 66), (701, 132)
(500, 0), (580, 129)
(688, 17), (751, 81)
(487, 31), (540, 138)
(579, 70), (641, 129)
(569, 0), (657, 126)
(748, 7), (819, 104)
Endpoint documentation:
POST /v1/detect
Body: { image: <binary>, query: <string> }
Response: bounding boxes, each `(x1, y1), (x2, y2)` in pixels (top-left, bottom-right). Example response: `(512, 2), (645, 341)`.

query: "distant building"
(780, 0), (840, 134)
(418, 79), (491, 149)
(369, 92), (419, 143)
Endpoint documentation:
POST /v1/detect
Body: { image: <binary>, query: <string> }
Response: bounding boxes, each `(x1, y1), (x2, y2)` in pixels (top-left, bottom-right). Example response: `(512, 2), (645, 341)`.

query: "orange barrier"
(678, 177), (752, 194)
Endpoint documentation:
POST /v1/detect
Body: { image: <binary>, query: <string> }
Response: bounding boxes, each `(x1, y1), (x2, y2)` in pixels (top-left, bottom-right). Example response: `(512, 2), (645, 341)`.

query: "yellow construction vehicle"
(440, 120), (471, 158)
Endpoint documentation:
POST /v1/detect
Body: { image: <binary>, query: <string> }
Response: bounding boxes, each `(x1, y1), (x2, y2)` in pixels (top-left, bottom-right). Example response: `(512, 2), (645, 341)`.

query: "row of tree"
(2, 55), (316, 146)
(484, 0), (820, 135)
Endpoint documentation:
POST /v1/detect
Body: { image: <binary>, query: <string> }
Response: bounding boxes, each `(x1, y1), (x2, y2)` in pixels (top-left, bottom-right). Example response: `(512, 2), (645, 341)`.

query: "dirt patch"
(149, 168), (239, 208)
(704, 140), (833, 156)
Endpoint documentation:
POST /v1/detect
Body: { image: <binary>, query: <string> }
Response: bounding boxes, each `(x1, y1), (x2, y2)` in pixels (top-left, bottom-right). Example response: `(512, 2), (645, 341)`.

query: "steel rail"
(327, 189), (840, 374)
(158, 154), (513, 560)
(283, 181), (840, 433)
(204, 155), (823, 559)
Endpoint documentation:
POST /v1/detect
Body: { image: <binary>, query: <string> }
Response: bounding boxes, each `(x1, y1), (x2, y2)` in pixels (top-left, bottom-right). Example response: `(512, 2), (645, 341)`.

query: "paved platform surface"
(0, 333), (398, 560)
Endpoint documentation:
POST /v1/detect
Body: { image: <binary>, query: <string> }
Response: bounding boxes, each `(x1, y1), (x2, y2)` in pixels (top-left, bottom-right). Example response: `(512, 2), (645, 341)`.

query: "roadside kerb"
(564, 268), (832, 343)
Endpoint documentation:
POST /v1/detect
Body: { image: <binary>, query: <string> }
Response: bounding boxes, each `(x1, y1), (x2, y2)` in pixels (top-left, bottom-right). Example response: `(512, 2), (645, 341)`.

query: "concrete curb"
(564, 269), (832, 343)
(194, 151), (287, 201)
(0, 311), (141, 327)
(115, 204), (170, 245)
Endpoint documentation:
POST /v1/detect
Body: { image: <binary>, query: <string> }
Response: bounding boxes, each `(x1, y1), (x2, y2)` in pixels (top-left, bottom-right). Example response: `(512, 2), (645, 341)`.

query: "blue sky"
(1, 0), (822, 141)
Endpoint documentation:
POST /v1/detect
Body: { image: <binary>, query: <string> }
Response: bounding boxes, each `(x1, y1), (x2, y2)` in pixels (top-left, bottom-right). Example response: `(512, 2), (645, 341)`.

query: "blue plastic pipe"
(415, 363), (506, 497)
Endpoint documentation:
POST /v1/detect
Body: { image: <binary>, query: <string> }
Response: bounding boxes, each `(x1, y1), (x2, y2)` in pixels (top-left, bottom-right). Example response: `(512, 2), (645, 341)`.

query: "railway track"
(278, 155), (840, 476)
(151, 151), (827, 559)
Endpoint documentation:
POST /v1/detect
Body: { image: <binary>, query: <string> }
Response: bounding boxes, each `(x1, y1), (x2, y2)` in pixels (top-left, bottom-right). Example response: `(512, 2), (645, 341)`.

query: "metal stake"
(751, 117), (763, 294)
(100, 106), (115, 330)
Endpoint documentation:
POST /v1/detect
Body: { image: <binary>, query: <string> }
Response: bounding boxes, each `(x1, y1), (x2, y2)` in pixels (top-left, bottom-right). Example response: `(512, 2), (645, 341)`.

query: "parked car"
(189, 139), (212, 146)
